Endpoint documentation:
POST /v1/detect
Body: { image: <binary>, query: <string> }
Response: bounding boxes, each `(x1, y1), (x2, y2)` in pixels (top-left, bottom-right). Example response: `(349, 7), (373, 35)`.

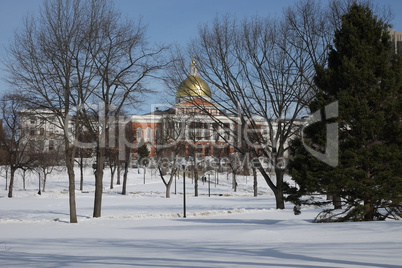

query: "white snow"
(1, 167), (401, 267)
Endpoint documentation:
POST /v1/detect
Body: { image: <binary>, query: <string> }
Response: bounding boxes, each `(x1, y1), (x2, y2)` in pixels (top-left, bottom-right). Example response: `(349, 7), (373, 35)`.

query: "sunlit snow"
(1, 167), (401, 267)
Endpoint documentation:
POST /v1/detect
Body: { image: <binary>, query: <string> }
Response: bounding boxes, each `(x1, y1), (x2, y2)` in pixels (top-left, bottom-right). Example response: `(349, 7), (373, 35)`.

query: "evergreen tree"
(137, 143), (150, 166)
(287, 3), (402, 222)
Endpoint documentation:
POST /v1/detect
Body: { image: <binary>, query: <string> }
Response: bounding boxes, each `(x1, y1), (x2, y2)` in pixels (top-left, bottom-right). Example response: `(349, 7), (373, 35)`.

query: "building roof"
(176, 59), (211, 99)
(176, 75), (211, 98)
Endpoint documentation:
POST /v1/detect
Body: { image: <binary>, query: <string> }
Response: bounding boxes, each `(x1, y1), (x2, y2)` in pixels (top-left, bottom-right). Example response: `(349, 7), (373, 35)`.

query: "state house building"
(17, 60), (268, 162)
(131, 60), (265, 160)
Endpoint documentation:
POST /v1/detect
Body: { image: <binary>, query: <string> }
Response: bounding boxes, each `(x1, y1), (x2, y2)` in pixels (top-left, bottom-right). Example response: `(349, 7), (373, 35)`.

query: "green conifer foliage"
(287, 3), (402, 222)
(137, 143), (150, 166)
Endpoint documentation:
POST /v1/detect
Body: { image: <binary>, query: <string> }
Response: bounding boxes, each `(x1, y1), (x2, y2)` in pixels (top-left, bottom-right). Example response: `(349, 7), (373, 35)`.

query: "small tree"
(75, 130), (93, 192)
(31, 149), (64, 193)
(106, 148), (119, 189)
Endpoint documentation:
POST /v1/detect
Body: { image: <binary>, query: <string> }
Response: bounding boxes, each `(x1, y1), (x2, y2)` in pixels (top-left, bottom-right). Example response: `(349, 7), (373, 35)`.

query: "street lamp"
(143, 165), (146, 184)
(181, 158), (187, 218)
(208, 172), (211, 197)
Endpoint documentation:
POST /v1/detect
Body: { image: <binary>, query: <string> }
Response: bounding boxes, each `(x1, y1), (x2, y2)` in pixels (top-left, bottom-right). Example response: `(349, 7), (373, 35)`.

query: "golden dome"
(176, 75), (211, 98)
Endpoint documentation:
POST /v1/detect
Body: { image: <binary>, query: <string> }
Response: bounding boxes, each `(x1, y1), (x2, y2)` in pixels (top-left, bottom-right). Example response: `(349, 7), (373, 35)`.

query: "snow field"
(1, 167), (401, 267)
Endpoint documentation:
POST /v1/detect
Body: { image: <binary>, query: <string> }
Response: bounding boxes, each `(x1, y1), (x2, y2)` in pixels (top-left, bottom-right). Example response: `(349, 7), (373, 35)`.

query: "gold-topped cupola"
(176, 59), (211, 104)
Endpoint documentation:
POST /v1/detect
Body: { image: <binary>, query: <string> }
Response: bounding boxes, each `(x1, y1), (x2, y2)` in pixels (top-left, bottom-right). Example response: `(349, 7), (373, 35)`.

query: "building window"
(146, 128), (152, 141)
(197, 144), (203, 153)
(205, 144), (210, 156)
(212, 123), (219, 141)
(137, 128), (142, 141)
(37, 140), (45, 151)
(223, 123), (230, 141)
(49, 140), (54, 151)
(204, 125), (210, 140)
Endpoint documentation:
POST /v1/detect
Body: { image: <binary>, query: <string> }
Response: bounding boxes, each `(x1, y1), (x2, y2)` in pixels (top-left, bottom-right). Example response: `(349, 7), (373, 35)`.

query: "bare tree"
(106, 147), (119, 189)
(75, 129), (93, 192)
(0, 94), (32, 197)
(0, 122), (7, 166)
(18, 167), (30, 191)
(0, 123), (9, 190)
(121, 118), (135, 196)
(5, 0), (168, 220)
(76, 0), (168, 218)
(166, 0), (334, 209)
(31, 149), (64, 193)
(186, 119), (206, 197)
(4, 0), (96, 222)
(154, 114), (186, 198)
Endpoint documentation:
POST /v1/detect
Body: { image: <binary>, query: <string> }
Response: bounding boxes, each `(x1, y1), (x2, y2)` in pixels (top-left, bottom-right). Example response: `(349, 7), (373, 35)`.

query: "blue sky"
(1, 0), (401, 113)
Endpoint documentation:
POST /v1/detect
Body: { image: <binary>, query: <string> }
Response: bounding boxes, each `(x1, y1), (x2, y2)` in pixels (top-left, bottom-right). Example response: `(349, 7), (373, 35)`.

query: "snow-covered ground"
(1, 166), (401, 267)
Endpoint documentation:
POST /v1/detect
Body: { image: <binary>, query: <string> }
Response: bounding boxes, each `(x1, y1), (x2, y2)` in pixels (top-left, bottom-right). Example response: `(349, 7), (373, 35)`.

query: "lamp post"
(143, 165), (146, 184)
(215, 167), (218, 187)
(208, 173), (211, 197)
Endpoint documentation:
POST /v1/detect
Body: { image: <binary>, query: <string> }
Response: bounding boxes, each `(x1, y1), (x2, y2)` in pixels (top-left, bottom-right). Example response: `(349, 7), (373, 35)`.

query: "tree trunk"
(42, 172), (47, 192)
(7, 166), (16, 198)
(110, 164), (116, 189)
(121, 159), (129, 195)
(253, 168), (258, 197)
(364, 200), (375, 221)
(158, 166), (174, 198)
(232, 173), (237, 192)
(274, 167), (285, 209)
(5, 168), (8, 190)
(66, 150), (78, 223)
(194, 168), (199, 197)
(274, 189), (285, 209)
(166, 182), (171, 198)
(93, 147), (105, 218)
(117, 163), (121, 185)
(333, 194), (342, 209)
(79, 157), (84, 191)
(22, 169), (26, 191)
(258, 166), (283, 209)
